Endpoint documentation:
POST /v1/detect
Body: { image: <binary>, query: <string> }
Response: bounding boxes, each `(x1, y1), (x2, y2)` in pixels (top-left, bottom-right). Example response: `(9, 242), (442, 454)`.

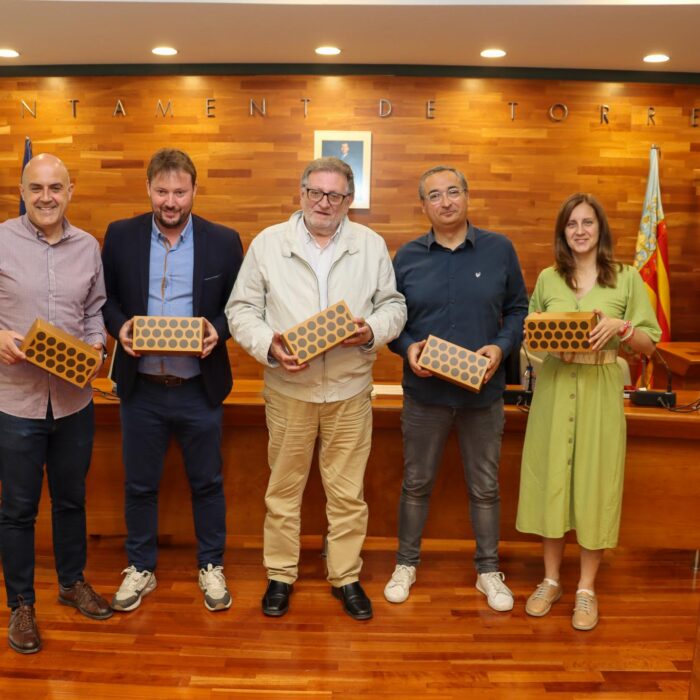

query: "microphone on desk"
(630, 349), (677, 408)
(522, 343), (535, 393)
(503, 343), (533, 406)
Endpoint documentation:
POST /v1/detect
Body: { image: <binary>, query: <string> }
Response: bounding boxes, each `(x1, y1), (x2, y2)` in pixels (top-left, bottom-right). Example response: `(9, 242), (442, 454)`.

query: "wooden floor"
(0, 537), (698, 699)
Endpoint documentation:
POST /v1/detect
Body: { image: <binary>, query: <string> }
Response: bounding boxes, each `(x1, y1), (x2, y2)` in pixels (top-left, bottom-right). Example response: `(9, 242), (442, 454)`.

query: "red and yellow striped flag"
(634, 146), (671, 341)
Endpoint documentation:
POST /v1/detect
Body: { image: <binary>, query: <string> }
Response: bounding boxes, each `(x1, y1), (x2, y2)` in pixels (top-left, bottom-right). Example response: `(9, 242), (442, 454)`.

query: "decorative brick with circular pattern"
(132, 316), (205, 355)
(20, 318), (101, 388)
(417, 335), (489, 393)
(282, 300), (357, 365)
(524, 311), (598, 352)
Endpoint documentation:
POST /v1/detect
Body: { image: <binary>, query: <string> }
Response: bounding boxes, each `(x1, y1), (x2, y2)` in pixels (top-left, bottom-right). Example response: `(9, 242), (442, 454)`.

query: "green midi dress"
(516, 265), (661, 550)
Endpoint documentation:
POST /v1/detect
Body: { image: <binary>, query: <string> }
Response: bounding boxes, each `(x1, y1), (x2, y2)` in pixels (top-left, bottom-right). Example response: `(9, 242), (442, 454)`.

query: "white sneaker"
(198, 564), (232, 612)
(476, 571), (514, 612)
(111, 566), (157, 612)
(383, 564), (417, 604)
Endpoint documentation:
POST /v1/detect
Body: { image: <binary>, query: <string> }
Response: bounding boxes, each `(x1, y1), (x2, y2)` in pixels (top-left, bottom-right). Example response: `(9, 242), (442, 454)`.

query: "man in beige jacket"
(226, 157), (406, 621)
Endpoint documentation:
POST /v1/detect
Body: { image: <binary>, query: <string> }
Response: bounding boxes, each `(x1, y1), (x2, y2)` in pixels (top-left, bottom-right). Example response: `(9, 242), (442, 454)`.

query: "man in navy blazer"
(102, 148), (243, 613)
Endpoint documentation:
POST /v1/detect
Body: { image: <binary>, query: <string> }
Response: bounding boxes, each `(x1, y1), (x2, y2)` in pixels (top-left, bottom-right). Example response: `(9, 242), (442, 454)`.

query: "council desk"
(33, 379), (699, 552)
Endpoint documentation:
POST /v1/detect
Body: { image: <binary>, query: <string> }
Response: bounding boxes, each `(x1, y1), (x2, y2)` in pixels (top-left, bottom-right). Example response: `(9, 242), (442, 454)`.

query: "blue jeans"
(120, 376), (226, 571)
(0, 402), (94, 608)
(397, 395), (505, 573)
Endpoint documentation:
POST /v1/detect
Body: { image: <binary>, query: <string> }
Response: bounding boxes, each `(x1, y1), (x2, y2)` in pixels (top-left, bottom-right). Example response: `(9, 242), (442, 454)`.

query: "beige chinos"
(262, 385), (372, 586)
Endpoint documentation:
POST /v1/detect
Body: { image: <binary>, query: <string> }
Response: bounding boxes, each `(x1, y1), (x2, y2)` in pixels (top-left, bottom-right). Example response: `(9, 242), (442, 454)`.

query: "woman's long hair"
(554, 192), (621, 290)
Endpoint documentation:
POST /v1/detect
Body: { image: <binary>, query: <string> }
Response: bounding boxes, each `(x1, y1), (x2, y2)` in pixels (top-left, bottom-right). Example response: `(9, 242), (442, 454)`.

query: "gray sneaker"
(111, 566), (157, 612)
(198, 564), (232, 612)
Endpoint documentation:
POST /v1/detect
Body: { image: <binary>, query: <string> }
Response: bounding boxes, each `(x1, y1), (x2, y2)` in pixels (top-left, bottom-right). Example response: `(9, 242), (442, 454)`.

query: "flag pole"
(19, 136), (33, 216)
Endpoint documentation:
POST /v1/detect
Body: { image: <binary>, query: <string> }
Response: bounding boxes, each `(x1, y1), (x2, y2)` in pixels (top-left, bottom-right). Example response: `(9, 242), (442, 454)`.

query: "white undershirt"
(299, 222), (341, 309)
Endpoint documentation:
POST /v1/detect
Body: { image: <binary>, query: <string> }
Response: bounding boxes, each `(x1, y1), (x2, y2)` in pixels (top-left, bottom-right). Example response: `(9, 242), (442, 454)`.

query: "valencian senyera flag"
(19, 136), (33, 216)
(634, 146), (671, 342)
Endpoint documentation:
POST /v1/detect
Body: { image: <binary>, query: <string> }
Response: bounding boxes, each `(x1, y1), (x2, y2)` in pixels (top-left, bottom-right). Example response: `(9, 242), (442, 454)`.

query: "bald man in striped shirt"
(0, 153), (112, 655)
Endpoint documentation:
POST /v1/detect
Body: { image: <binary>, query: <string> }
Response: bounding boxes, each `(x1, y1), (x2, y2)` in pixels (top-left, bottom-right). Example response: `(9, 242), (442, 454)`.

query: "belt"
(551, 349), (618, 365)
(138, 373), (196, 387)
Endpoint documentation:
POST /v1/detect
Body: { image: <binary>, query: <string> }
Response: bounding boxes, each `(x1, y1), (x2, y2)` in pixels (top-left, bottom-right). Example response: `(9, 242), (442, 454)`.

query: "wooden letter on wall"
(21, 100), (36, 118)
(155, 99), (173, 118)
(379, 98), (392, 117)
(249, 98), (266, 116)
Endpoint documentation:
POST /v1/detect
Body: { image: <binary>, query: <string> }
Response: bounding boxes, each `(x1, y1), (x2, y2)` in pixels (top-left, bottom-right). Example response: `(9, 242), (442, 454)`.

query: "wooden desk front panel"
(656, 342), (700, 390)
(33, 393), (699, 552)
(691, 600), (700, 700)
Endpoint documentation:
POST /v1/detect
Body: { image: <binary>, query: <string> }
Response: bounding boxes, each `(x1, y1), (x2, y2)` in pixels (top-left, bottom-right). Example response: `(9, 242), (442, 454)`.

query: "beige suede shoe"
(572, 590), (599, 631)
(525, 580), (562, 617)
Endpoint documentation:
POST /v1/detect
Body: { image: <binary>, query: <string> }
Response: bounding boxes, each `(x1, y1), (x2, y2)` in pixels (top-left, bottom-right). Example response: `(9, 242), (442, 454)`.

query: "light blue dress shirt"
(138, 216), (200, 378)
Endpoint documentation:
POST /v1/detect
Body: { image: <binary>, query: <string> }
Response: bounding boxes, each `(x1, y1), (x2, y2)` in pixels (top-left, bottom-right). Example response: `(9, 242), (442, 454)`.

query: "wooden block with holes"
(281, 300), (357, 365)
(20, 318), (101, 388)
(132, 316), (204, 355)
(524, 311), (597, 352)
(417, 335), (489, 393)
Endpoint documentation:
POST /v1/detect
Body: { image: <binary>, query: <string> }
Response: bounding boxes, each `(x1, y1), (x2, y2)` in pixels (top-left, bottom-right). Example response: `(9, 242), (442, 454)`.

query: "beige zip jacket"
(226, 211), (406, 403)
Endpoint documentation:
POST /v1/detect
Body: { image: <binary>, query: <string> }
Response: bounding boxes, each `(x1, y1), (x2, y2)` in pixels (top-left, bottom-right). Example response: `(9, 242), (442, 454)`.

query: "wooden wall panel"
(1, 74), (699, 382)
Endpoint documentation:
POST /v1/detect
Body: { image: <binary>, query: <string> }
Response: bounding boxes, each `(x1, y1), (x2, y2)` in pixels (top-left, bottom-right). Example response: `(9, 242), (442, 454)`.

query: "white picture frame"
(314, 130), (372, 209)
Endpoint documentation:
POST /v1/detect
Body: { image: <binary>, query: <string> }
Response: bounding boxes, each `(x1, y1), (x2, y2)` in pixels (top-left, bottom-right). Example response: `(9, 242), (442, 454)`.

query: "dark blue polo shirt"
(390, 224), (528, 408)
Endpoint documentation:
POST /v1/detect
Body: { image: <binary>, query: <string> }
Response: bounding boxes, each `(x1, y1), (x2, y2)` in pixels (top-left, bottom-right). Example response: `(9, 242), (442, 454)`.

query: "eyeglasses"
(304, 187), (351, 206)
(425, 187), (466, 205)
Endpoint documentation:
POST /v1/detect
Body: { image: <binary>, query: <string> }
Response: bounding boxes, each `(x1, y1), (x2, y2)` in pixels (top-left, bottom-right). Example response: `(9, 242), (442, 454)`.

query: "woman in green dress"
(516, 193), (660, 631)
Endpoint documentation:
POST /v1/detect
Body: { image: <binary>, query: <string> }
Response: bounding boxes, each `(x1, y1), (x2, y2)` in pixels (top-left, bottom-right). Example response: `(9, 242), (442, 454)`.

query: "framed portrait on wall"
(314, 130), (372, 209)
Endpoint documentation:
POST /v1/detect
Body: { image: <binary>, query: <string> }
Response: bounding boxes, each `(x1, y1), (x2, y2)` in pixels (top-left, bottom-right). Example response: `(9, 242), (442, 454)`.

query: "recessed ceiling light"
(152, 46), (178, 57)
(481, 48), (506, 59)
(0, 48), (20, 58)
(643, 53), (670, 64)
(315, 46), (341, 56)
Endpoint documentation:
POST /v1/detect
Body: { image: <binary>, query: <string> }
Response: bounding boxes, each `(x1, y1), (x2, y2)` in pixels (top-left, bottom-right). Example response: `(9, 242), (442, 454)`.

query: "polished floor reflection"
(0, 537), (697, 699)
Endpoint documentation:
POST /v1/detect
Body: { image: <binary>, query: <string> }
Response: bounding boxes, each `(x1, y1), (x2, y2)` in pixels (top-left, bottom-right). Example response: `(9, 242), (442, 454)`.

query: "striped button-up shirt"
(0, 215), (106, 419)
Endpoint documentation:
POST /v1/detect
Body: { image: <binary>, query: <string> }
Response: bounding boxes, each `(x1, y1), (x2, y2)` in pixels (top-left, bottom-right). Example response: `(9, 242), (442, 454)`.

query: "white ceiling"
(2, 1), (700, 74)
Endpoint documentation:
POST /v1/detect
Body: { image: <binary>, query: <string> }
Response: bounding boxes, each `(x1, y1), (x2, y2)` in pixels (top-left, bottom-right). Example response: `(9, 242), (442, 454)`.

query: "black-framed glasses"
(304, 187), (351, 206)
(426, 187), (466, 205)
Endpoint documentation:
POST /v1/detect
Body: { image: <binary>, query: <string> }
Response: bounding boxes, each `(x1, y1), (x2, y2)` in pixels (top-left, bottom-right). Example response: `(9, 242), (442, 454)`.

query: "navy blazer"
(102, 212), (244, 406)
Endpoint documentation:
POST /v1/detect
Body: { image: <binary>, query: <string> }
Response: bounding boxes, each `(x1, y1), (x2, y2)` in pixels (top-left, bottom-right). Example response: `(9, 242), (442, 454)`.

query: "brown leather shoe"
(58, 580), (113, 620)
(8, 599), (41, 654)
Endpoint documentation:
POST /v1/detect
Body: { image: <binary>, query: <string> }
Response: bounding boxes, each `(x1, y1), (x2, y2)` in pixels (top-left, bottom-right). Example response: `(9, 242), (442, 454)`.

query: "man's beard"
(155, 208), (189, 230)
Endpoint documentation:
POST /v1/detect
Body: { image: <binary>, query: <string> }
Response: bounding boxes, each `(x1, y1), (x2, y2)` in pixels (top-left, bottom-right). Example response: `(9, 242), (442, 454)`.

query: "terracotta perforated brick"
(281, 300), (357, 365)
(132, 316), (205, 355)
(524, 311), (597, 352)
(417, 335), (488, 393)
(20, 318), (101, 388)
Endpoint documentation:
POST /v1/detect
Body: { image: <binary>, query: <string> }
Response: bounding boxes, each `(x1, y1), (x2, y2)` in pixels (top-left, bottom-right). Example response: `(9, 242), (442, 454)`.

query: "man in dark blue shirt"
(383, 166), (528, 611)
